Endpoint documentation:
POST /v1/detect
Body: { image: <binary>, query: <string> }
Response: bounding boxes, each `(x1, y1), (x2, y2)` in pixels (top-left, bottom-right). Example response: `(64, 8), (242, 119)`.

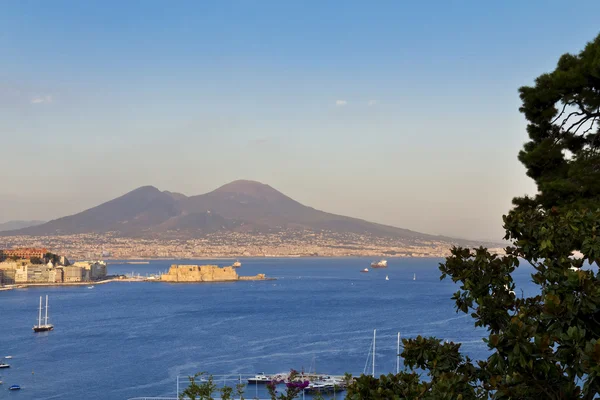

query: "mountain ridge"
(2, 180), (496, 246)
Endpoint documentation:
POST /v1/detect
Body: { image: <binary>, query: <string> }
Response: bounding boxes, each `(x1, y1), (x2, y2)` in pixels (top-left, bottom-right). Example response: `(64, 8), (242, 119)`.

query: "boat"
(413, 273), (416, 281)
(4, 356), (12, 359)
(385, 275), (389, 281)
(304, 381), (343, 394)
(360, 268), (369, 273)
(247, 373), (271, 384)
(232, 260), (242, 268)
(0, 363), (10, 369)
(8, 385), (20, 391)
(370, 260), (387, 268)
(87, 285), (95, 289)
(33, 295), (54, 333)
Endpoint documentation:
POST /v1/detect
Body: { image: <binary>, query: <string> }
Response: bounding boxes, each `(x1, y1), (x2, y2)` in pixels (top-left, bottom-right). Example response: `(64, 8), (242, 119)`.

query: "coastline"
(0, 276), (275, 290)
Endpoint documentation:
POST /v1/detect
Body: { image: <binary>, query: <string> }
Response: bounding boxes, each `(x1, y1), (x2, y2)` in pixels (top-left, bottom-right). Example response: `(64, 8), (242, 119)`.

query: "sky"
(1, 1), (600, 241)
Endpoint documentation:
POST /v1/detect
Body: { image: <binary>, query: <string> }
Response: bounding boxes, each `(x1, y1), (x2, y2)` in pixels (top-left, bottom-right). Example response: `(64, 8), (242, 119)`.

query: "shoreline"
(0, 277), (275, 290)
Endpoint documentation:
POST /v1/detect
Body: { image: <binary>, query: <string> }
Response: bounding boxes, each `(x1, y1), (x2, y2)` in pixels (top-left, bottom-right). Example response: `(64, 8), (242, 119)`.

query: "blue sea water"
(0, 257), (540, 399)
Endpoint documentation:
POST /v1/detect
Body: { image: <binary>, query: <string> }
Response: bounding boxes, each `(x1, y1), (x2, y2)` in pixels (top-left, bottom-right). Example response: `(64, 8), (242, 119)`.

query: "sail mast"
(44, 295), (49, 325)
(372, 329), (376, 376)
(38, 296), (42, 326)
(396, 332), (401, 374)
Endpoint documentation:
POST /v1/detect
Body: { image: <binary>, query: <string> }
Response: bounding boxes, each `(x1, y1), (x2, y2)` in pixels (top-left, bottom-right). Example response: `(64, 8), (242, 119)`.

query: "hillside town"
(0, 231), (504, 260)
(0, 247), (107, 286)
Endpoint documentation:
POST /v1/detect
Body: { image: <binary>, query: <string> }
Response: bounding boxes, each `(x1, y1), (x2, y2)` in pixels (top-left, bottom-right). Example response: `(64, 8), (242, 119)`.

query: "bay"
(0, 257), (538, 399)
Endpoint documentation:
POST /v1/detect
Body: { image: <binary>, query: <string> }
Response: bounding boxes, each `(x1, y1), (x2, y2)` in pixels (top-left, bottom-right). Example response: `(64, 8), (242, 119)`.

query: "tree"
(347, 33), (600, 399)
(179, 372), (217, 400)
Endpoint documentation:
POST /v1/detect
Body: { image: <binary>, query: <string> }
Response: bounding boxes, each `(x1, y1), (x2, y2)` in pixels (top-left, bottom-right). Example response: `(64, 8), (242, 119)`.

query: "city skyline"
(3, 1), (600, 241)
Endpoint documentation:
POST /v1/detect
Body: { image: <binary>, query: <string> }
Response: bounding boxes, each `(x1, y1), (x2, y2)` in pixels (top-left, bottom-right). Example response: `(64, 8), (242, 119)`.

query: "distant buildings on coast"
(0, 247), (106, 285)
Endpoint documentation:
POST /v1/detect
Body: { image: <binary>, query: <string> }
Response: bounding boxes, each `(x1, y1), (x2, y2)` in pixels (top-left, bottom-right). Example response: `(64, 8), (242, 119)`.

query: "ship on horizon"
(370, 260), (387, 268)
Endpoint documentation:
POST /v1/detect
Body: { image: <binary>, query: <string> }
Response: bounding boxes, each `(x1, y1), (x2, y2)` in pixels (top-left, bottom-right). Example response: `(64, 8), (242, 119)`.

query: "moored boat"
(247, 373), (271, 384)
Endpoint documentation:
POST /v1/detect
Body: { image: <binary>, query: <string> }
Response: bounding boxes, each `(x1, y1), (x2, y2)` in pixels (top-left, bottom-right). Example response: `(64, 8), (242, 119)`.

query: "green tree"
(179, 372), (217, 400)
(347, 33), (600, 399)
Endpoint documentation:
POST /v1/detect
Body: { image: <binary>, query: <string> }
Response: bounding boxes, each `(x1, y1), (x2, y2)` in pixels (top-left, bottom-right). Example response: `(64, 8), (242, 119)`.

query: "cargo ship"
(370, 260), (387, 268)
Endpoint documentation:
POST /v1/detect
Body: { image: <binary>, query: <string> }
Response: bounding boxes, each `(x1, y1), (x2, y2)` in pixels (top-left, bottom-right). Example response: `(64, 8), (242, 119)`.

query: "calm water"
(0, 257), (539, 399)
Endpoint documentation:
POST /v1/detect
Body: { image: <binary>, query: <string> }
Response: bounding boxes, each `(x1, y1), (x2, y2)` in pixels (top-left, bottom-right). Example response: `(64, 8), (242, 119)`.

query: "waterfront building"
(27, 265), (51, 283)
(15, 266), (28, 283)
(0, 269), (15, 284)
(54, 268), (64, 283)
(63, 266), (84, 282)
(73, 261), (107, 280)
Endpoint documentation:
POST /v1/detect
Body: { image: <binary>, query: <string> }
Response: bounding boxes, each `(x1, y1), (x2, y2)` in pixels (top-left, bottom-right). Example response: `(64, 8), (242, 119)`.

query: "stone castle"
(160, 264), (266, 282)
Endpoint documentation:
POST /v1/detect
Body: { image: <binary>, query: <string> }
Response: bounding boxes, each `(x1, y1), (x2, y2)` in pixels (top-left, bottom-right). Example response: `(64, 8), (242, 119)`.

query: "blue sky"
(2, 1), (600, 240)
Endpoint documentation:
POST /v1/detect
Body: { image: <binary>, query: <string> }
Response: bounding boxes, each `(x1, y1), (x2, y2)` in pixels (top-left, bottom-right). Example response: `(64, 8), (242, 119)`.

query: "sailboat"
(33, 295), (54, 332)
(385, 275), (389, 281)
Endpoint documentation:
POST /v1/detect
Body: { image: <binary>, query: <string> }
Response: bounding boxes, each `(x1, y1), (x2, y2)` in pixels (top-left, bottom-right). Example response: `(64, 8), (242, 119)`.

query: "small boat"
(413, 273), (416, 281)
(232, 260), (242, 268)
(0, 363), (10, 369)
(360, 268), (369, 273)
(87, 285), (95, 289)
(33, 295), (54, 333)
(247, 373), (272, 384)
(8, 385), (20, 391)
(385, 275), (389, 281)
(4, 356), (12, 359)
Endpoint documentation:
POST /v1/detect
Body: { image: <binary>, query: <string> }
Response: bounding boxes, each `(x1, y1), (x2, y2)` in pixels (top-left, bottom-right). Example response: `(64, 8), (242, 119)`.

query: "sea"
(0, 257), (541, 399)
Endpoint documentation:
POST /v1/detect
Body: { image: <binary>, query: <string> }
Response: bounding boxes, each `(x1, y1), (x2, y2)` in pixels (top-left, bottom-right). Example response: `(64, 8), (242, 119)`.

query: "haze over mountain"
(3, 180), (492, 246)
(0, 220), (45, 232)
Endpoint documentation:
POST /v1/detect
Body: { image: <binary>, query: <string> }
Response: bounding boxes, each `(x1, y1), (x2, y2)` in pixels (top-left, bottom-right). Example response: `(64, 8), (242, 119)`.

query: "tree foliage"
(345, 33), (600, 399)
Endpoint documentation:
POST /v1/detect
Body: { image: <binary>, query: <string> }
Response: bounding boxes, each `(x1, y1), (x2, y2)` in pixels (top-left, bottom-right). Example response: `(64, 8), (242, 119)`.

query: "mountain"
(0, 220), (45, 232)
(2, 180), (489, 245)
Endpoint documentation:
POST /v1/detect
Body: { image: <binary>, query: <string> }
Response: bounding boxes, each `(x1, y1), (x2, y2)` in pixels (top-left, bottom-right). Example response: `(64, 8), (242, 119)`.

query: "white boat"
(4, 356), (12, 359)
(247, 373), (272, 384)
(413, 273), (416, 281)
(371, 260), (387, 268)
(360, 268), (369, 273)
(33, 295), (54, 332)
(385, 275), (389, 281)
(87, 285), (95, 289)
(0, 363), (9, 369)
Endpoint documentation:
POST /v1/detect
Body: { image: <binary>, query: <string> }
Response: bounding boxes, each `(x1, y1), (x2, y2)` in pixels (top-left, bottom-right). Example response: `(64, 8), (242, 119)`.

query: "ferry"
(370, 260), (387, 268)
(247, 373), (271, 384)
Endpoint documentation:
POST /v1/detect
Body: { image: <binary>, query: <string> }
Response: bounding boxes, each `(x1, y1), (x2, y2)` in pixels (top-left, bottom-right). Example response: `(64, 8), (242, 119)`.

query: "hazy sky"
(2, 1), (599, 241)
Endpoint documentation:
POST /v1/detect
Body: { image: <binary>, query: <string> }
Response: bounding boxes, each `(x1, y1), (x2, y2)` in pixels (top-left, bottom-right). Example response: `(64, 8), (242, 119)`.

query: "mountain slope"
(12, 186), (182, 235)
(3, 180), (488, 245)
(0, 220), (45, 232)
